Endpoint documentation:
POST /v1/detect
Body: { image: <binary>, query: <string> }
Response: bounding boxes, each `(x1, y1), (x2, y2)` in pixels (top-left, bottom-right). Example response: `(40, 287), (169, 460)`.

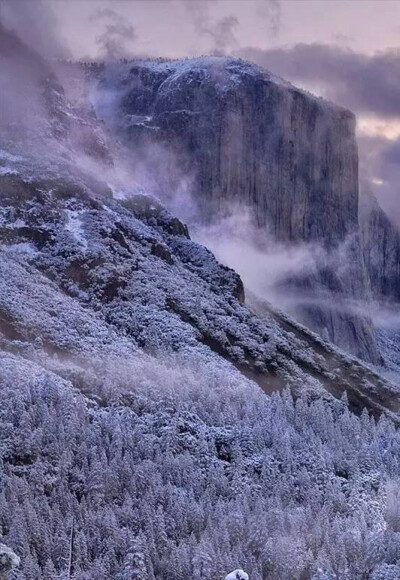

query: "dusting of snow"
(113, 190), (127, 201)
(4, 242), (37, 256)
(129, 56), (295, 91)
(0, 214), (27, 228)
(126, 114), (153, 126)
(0, 543), (20, 574)
(11, 218), (26, 227)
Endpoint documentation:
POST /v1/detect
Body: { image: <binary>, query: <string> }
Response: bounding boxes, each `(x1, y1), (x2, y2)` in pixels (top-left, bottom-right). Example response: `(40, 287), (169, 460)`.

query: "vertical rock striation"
(360, 192), (400, 303)
(359, 193), (400, 373)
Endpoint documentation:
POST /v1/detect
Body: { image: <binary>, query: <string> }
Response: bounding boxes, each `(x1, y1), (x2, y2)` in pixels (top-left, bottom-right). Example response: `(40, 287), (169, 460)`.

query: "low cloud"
(193, 210), (321, 311)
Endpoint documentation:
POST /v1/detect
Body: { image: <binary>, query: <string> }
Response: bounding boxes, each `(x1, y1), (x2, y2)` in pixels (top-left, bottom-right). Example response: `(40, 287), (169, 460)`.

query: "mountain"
(94, 56), (381, 364)
(2, 29), (400, 578)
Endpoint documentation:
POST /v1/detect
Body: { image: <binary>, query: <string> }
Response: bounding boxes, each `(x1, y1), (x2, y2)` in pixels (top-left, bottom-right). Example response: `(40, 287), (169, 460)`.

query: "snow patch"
(0, 543), (20, 574)
(4, 242), (38, 256)
(0, 166), (18, 176)
(113, 190), (127, 201)
(65, 209), (88, 250)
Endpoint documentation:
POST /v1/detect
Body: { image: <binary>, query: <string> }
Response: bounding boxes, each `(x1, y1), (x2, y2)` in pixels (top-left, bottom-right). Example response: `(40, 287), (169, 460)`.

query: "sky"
(1, 0), (400, 221)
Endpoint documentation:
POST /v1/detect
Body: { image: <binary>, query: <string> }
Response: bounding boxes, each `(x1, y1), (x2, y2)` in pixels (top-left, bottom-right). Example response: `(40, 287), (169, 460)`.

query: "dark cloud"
(240, 44), (400, 119)
(92, 7), (136, 60)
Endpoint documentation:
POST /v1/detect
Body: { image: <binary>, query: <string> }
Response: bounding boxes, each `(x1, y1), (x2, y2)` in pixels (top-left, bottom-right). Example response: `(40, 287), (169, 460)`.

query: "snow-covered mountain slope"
(4, 333), (400, 580)
(1, 160), (399, 420)
(1, 161), (400, 577)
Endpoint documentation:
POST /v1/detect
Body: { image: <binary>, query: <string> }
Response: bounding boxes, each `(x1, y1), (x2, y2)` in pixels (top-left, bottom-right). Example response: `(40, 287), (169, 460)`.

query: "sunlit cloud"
(358, 116), (400, 140)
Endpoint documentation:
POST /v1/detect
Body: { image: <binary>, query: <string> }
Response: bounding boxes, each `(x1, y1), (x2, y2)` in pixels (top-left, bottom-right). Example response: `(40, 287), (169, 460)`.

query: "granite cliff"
(360, 191), (400, 304)
(359, 192), (400, 376)
(96, 57), (380, 363)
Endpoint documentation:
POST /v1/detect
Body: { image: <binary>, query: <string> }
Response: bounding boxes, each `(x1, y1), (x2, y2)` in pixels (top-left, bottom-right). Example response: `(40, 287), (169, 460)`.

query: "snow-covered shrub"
(0, 544), (20, 578)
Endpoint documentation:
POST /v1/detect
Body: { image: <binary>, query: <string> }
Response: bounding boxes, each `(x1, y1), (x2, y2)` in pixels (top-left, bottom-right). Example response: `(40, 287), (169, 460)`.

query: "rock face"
(360, 193), (400, 374)
(97, 57), (380, 363)
(360, 192), (400, 303)
(100, 57), (359, 242)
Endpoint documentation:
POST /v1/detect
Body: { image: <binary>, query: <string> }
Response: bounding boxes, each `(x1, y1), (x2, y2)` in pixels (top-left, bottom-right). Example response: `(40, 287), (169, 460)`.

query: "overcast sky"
(1, 0), (400, 220)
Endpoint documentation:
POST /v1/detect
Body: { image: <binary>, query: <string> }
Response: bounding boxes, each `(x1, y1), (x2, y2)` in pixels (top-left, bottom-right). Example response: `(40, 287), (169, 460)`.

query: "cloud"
(193, 210), (322, 311)
(204, 15), (239, 54)
(91, 7), (136, 60)
(239, 43), (400, 119)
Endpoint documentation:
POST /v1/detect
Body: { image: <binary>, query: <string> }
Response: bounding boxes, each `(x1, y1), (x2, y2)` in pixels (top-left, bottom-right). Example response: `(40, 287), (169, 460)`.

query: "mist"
(193, 211), (319, 308)
(0, 0), (69, 59)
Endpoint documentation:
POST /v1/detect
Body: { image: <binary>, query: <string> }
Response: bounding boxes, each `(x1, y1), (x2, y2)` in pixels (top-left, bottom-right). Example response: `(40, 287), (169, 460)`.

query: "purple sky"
(1, 0), (400, 221)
